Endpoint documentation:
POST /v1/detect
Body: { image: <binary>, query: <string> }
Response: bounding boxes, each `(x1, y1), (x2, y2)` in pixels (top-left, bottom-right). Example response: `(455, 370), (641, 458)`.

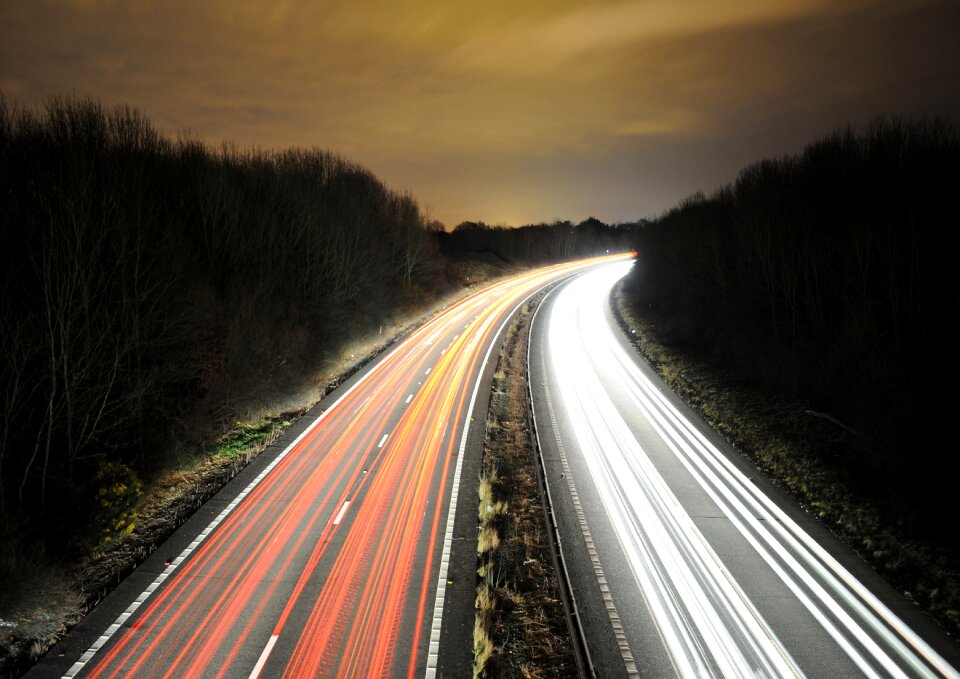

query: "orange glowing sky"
(2, 0), (958, 227)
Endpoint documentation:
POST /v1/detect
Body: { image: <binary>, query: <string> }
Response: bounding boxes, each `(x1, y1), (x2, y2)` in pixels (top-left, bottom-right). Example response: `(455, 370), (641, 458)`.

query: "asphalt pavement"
(26, 255), (629, 679)
(529, 260), (960, 679)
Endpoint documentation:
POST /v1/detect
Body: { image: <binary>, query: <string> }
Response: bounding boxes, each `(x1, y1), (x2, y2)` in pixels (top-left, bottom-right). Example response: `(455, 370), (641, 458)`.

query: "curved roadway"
(529, 260), (960, 678)
(27, 254), (629, 679)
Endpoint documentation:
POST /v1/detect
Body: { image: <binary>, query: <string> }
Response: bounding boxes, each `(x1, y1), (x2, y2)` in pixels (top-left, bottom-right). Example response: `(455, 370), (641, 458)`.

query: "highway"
(529, 260), (960, 678)
(27, 254), (630, 679)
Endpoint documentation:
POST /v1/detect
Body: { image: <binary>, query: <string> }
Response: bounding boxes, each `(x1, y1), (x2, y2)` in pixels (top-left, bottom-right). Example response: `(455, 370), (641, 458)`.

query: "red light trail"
(66, 254), (631, 678)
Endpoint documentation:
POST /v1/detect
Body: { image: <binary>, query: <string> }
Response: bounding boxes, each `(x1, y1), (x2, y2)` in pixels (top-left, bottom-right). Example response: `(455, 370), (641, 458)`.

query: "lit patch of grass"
(478, 475), (495, 513)
(478, 476), (507, 521)
(474, 578), (499, 678)
(214, 418), (290, 459)
(476, 582), (496, 611)
(473, 609), (495, 679)
(477, 526), (501, 555)
(475, 463), (504, 675)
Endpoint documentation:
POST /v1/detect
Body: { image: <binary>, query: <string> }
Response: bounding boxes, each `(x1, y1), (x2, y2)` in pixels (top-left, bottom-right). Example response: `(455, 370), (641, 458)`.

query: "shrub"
(91, 461), (142, 544)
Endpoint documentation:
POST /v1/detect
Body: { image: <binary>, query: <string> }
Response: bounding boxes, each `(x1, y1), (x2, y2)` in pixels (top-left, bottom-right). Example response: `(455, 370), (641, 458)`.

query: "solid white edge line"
(424, 279), (565, 679)
(533, 271), (640, 678)
(248, 634), (279, 679)
(332, 500), (351, 526)
(599, 267), (957, 678)
(560, 265), (800, 677)
(637, 363), (958, 677)
(61, 348), (391, 679)
(61, 258), (625, 679)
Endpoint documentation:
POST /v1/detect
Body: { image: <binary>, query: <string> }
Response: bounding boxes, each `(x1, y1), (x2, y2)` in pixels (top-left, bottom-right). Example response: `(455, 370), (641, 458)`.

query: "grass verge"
(473, 300), (575, 679)
(213, 418), (293, 459)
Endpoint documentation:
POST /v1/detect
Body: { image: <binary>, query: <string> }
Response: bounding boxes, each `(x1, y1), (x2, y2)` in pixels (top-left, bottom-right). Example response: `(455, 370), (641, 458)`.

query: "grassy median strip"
(473, 301), (575, 679)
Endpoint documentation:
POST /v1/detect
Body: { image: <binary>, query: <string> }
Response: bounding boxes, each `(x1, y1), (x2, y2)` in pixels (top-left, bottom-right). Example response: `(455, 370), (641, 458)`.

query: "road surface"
(529, 260), (960, 678)
(28, 254), (629, 679)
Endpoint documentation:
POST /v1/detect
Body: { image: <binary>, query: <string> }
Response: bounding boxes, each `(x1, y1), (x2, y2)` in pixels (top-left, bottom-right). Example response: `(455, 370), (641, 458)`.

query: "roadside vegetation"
(0, 94), (632, 676)
(473, 301), (574, 679)
(437, 217), (632, 264)
(620, 118), (960, 639)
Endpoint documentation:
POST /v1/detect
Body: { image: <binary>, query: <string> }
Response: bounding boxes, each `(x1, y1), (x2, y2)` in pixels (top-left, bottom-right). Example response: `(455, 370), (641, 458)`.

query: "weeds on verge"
(214, 418), (291, 459)
(475, 464), (504, 674)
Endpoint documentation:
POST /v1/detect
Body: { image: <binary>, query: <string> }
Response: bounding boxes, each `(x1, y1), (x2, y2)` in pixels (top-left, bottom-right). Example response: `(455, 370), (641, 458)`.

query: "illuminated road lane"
(27, 254), (629, 679)
(530, 261), (960, 678)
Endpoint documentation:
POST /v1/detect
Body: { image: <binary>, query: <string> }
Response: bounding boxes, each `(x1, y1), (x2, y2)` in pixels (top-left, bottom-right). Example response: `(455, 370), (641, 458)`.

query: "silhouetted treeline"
(436, 217), (638, 264)
(624, 118), (959, 535)
(0, 96), (442, 543)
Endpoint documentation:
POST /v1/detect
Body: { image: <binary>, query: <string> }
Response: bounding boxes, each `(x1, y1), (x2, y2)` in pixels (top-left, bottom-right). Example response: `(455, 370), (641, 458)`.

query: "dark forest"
(623, 118), (960, 541)
(0, 96), (633, 557)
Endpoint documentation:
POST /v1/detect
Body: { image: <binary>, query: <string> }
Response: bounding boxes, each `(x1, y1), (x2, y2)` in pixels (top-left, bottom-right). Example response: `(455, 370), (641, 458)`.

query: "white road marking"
(353, 396), (371, 415)
(548, 262), (959, 679)
(551, 265), (802, 676)
(248, 634), (279, 679)
(533, 285), (639, 678)
(405, 394), (413, 404)
(333, 500), (351, 525)
(61, 336), (400, 678)
(425, 281), (560, 679)
(378, 433), (389, 448)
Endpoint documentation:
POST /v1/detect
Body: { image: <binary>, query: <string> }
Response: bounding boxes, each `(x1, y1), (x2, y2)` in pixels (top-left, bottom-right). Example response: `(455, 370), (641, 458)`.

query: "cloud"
(443, 0), (834, 77)
(616, 114), (698, 138)
(2, 0), (958, 226)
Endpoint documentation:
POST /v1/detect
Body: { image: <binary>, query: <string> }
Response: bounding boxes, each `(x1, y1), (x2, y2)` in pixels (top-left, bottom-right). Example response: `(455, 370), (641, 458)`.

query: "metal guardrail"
(524, 290), (596, 679)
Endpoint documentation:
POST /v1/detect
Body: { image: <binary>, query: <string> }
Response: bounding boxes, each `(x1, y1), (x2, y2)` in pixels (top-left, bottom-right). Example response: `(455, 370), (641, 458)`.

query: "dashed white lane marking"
(353, 396), (371, 415)
(248, 634), (279, 679)
(378, 433), (389, 448)
(62, 353), (382, 678)
(406, 394), (413, 404)
(425, 282), (557, 679)
(425, 368), (432, 375)
(333, 500), (351, 525)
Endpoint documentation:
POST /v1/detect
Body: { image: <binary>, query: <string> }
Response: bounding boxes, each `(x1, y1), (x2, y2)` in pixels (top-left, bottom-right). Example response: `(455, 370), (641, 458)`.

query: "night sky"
(3, 0), (959, 228)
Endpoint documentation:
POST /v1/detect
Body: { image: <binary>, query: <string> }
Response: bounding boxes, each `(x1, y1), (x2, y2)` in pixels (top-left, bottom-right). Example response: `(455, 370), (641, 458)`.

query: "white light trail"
(550, 263), (800, 678)
(546, 261), (959, 679)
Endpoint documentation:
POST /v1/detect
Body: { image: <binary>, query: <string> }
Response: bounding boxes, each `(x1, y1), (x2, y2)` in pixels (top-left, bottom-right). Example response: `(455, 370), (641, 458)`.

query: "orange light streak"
(79, 253), (632, 679)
